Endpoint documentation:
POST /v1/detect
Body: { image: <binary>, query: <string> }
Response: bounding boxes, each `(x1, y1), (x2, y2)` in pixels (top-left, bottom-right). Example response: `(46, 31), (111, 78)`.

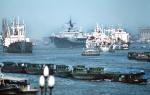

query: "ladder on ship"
(21, 41), (26, 53)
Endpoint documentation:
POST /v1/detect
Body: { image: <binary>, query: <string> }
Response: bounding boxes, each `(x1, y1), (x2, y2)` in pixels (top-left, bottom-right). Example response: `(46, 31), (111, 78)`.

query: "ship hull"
(50, 36), (86, 48)
(3, 41), (32, 53)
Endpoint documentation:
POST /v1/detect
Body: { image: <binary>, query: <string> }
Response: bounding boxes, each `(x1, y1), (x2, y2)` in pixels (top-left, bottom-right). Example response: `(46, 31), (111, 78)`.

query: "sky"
(0, 0), (150, 39)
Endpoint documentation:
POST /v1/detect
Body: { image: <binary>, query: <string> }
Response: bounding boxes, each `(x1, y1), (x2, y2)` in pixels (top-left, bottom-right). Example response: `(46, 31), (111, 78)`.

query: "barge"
(1, 62), (148, 84)
(128, 52), (150, 62)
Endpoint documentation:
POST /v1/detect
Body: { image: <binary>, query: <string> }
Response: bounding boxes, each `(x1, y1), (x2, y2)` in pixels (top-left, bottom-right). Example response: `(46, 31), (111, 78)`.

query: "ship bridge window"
(14, 29), (18, 35)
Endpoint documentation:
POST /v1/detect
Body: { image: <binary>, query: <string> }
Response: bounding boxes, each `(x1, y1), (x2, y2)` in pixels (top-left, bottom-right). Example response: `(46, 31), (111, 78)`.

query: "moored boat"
(128, 52), (150, 62)
(0, 75), (38, 95)
(81, 48), (100, 56)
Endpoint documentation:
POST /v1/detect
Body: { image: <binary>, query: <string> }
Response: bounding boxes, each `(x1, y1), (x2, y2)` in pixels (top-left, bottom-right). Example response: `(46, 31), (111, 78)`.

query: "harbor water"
(0, 43), (150, 95)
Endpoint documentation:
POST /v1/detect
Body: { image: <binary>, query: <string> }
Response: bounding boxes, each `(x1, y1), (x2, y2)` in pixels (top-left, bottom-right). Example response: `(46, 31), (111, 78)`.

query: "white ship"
(110, 26), (130, 50)
(85, 24), (114, 52)
(85, 24), (130, 52)
(82, 36), (100, 56)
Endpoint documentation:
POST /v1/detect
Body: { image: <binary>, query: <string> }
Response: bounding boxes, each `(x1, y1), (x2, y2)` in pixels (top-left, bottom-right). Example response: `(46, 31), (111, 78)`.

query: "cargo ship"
(2, 17), (32, 53)
(49, 19), (87, 48)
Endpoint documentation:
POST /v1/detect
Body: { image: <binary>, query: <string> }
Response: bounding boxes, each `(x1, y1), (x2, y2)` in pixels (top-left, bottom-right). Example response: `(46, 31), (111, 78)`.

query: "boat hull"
(72, 73), (104, 80)
(3, 41), (32, 53)
(81, 49), (100, 56)
(50, 36), (86, 48)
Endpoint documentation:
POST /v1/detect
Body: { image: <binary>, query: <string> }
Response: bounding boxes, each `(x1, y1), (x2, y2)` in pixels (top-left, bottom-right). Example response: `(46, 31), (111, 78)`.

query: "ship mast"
(12, 18), (15, 36)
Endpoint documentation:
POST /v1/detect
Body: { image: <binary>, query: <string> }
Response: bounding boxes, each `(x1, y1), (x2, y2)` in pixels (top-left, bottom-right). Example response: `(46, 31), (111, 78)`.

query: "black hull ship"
(49, 19), (87, 48)
(2, 17), (32, 53)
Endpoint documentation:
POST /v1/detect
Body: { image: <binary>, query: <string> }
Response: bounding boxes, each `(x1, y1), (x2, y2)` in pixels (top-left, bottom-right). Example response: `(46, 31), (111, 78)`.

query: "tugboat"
(81, 48), (100, 56)
(114, 71), (147, 84)
(2, 17), (32, 53)
(82, 38), (100, 56)
(49, 19), (87, 48)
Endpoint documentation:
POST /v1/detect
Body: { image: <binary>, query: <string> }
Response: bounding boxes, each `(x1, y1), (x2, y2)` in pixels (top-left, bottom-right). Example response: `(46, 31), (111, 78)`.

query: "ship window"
(14, 29), (18, 35)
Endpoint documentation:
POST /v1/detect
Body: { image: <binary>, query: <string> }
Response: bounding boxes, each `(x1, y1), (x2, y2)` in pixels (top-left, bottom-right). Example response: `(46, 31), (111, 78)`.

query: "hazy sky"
(0, 0), (149, 39)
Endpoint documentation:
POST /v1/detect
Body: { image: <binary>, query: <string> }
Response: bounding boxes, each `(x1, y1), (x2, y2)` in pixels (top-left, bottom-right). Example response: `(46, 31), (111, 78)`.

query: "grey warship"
(50, 19), (87, 48)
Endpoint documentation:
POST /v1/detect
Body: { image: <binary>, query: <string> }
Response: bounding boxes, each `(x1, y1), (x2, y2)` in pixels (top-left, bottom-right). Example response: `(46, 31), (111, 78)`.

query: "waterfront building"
(139, 27), (150, 43)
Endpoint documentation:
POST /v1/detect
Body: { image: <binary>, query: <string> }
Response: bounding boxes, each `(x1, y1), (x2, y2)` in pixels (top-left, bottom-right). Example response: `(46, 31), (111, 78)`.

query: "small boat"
(113, 43), (129, 50)
(0, 75), (38, 95)
(81, 48), (100, 56)
(117, 73), (147, 84)
(128, 52), (150, 62)
(82, 36), (100, 56)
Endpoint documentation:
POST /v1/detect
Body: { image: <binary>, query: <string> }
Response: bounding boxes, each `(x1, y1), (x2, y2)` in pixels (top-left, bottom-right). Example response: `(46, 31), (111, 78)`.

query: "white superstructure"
(2, 17), (30, 47)
(111, 27), (129, 44)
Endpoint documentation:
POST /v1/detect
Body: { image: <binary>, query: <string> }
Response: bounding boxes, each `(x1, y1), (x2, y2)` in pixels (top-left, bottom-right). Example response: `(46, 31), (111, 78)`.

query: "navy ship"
(2, 17), (32, 53)
(50, 19), (87, 48)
